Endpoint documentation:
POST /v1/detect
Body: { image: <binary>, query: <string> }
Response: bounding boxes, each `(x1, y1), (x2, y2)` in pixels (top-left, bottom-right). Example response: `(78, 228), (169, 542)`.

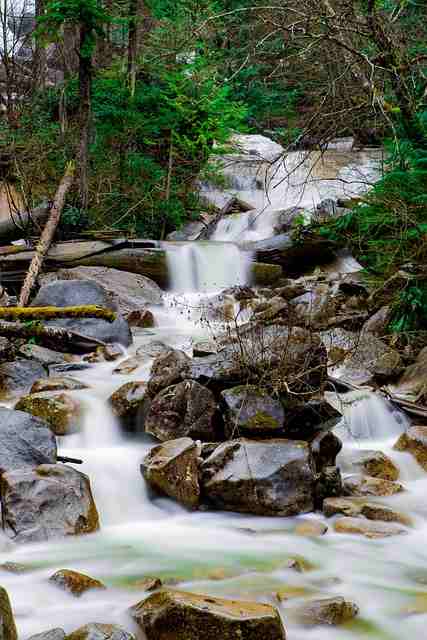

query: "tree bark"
(128, 0), (146, 96)
(0, 305), (116, 322)
(78, 24), (93, 210)
(0, 320), (107, 352)
(19, 162), (75, 306)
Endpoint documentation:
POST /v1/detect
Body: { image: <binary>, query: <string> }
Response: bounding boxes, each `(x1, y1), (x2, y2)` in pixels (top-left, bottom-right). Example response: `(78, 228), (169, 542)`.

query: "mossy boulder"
(130, 589), (286, 640)
(394, 426), (427, 471)
(0, 586), (17, 640)
(339, 449), (399, 481)
(145, 381), (218, 442)
(15, 392), (81, 436)
(109, 381), (148, 433)
(1, 464), (99, 543)
(221, 385), (285, 438)
(49, 569), (105, 597)
(141, 438), (201, 509)
(66, 623), (135, 640)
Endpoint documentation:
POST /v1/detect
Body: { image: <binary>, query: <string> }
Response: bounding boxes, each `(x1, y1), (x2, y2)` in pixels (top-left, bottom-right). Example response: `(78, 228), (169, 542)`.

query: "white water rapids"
(1, 139), (426, 640)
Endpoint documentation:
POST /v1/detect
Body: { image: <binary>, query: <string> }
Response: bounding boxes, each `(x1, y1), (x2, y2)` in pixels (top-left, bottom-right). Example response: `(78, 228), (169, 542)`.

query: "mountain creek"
(0, 136), (426, 640)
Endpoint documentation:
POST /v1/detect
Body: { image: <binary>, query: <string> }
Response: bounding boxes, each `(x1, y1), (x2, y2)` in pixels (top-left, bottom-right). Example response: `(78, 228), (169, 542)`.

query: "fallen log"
(19, 162), (75, 306)
(0, 320), (107, 353)
(0, 305), (116, 322)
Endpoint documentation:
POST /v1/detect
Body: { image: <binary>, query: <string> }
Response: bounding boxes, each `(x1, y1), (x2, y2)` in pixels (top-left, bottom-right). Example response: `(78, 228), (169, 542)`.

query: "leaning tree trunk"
(78, 24), (93, 211)
(19, 162), (75, 306)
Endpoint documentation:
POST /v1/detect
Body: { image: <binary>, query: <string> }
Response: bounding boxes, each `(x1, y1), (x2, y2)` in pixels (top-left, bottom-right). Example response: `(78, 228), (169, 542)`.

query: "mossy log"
(0, 320), (107, 353)
(0, 305), (116, 322)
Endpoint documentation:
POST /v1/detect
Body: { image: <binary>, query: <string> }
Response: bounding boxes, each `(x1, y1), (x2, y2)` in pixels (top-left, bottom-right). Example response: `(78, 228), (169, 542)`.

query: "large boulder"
(130, 589), (286, 640)
(0, 359), (47, 399)
(221, 385), (285, 438)
(0, 586), (17, 640)
(109, 381), (148, 433)
(67, 624), (135, 640)
(141, 438), (201, 509)
(1, 464), (99, 543)
(15, 392), (81, 436)
(0, 407), (56, 474)
(147, 349), (191, 397)
(201, 438), (316, 516)
(41, 266), (164, 310)
(31, 280), (132, 348)
(145, 381), (218, 442)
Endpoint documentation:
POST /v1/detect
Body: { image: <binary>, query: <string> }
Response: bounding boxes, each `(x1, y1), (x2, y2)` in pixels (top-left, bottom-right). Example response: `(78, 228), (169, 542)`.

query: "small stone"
(109, 381), (148, 433)
(294, 520), (328, 537)
(27, 629), (66, 640)
(394, 426), (427, 471)
(288, 596), (359, 626)
(49, 569), (106, 596)
(359, 503), (412, 526)
(31, 377), (89, 393)
(275, 586), (310, 602)
(130, 589), (286, 640)
(113, 357), (142, 375)
(334, 516), (407, 538)
(192, 341), (218, 357)
(18, 344), (70, 365)
(0, 562), (32, 574)
(343, 474), (404, 497)
(131, 577), (162, 592)
(84, 344), (125, 363)
(323, 497), (363, 518)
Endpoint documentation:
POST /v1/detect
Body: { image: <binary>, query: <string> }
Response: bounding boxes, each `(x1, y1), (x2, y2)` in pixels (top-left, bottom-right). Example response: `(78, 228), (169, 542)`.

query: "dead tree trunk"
(78, 23), (93, 211)
(19, 162), (75, 306)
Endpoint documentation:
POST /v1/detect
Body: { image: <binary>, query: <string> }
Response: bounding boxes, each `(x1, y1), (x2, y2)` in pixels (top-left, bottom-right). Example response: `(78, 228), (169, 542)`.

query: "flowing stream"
(1, 142), (426, 640)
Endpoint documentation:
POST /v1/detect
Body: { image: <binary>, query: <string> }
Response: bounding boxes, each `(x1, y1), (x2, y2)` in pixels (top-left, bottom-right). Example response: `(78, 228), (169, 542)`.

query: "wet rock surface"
(130, 589), (286, 640)
(0, 586), (17, 640)
(339, 449), (400, 481)
(201, 438), (316, 516)
(0, 407), (57, 473)
(31, 279), (132, 348)
(1, 464), (99, 543)
(27, 630), (66, 640)
(66, 623), (135, 640)
(31, 376), (89, 393)
(142, 438), (201, 509)
(109, 381), (148, 433)
(343, 474), (404, 497)
(145, 380), (218, 442)
(334, 516), (407, 538)
(221, 385), (285, 438)
(147, 349), (191, 396)
(286, 596), (358, 626)
(0, 359), (47, 399)
(394, 426), (427, 471)
(15, 392), (81, 435)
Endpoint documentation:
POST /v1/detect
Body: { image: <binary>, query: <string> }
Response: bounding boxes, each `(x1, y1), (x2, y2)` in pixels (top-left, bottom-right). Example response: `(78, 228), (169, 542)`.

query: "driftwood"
(19, 162), (75, 306)
(0, 320), (107, 353)
(57, 455), (83, 465)
(0, 305), (116, 322)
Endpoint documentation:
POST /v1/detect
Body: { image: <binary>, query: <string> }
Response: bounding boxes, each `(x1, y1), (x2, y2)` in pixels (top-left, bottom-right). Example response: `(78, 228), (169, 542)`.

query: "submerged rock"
(31, 376), (88, 393)
(201, 438), (316, 516)
(394, 426), (427, 471)
(0, 586), (17, 640)
(27, 630), (66, 640)
(1, 464), (99, 543)
(339, 449), (399, 481)
(31, 279), (132, 348)
(49, 569), (105, 597)
(323, 497), (411, 525)
(343, 474), (404, 497)
(0, 407), (56, 474)
(142, 438), (201, 509)
(287, 596), (358, 626)
(294, 520), (328, 537)
(0, 359), (47, 399)
(147, 349), (191, 397)
(66, 623), (135, 640)
(109, 381), (148, 433)
(334, 516), (407, 538)
(145, 381), (218, 442)
(113, 356), (143, 375)
(221, 385), (285, 438)
(130, 589), (286, 640)
(15, 392), (81, 435)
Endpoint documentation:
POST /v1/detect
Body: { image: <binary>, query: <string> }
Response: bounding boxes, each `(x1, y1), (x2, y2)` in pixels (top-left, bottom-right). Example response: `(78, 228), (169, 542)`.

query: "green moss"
(246, 412), (280, 430)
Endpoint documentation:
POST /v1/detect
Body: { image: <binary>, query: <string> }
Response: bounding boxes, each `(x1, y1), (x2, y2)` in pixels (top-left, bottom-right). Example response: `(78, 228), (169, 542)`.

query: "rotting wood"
(0, 320), (107, 353)
(0, 305), (116, 322)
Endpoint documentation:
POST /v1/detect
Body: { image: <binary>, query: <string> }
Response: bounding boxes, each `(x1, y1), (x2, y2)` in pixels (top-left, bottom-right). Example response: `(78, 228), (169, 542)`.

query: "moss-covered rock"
(109, 381), (148, 433)
(286, 596), (358, 626)
(15, 392), (81, 435)
(49, 569), (106, 597)
(130, 589), (286, 640)
(31, 377), (89, 393)
(0, 586), (17, 640)
(394, 426), (427, 471)
(339, 449), (399, 481)
(66, 623), (135, 640)
(323, 497), (411, 525)
(221, 385), (284, 438)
